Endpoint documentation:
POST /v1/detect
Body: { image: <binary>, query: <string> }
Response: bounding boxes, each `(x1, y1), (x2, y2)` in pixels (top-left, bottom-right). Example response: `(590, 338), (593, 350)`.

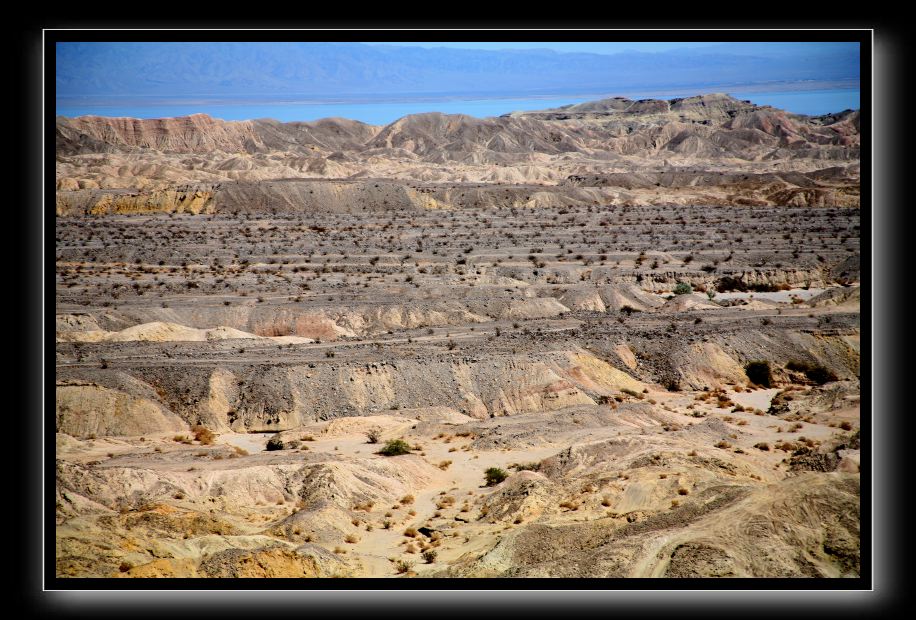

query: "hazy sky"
(364, 42), (724, 54)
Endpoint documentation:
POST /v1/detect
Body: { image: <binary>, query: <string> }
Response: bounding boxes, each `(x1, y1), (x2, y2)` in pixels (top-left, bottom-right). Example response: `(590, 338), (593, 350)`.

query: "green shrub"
(484, 467), (509, 486)
(745, 361), (773, 388)
(673, 282), (693, 295)
(378, 439), (412, 456)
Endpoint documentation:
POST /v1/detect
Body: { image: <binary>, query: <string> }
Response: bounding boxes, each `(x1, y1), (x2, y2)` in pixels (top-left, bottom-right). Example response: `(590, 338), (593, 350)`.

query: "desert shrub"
(378, 439), (412, 456)
(366, 427), (382, 444)
(484, 467), (508, 486)
(191, 425), (215, 445)
(395, 560), (413, 574)
(422, 549), (438, 564)
(715, 276), (747, 292)
(265, 435), (285, 451)
(786, 360), (814, 372)
(805, 366), (837, 384)
(510, 462), (541, 472)
(786, 360), (838, 385)
(745, 361), (773, 388)
(673, 281), (693, 295)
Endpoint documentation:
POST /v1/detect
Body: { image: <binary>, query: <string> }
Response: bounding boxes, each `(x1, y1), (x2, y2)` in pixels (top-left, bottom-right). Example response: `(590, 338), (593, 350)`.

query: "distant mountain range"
(56, 42), (860, 100)
(55, 93), (860, 215)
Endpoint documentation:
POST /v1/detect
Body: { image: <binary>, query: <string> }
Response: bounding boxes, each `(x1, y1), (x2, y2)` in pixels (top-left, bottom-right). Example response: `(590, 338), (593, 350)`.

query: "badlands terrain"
(55, 94), (861, 578)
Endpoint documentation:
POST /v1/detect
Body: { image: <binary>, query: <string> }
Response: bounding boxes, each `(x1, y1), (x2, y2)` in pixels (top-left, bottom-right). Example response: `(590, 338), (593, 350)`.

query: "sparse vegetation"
(54, 98), (861, 580)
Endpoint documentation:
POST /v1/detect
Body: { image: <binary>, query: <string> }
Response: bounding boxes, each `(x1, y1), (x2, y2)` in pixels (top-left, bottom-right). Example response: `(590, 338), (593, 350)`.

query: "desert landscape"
(55, 93), (861, 578)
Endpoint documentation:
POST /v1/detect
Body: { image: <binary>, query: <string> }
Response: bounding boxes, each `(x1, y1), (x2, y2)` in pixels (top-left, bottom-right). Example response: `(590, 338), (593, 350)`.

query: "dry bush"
(366, 427), (382, 444)
(435, 495), (456, 509)
(192, 425), (215, 445)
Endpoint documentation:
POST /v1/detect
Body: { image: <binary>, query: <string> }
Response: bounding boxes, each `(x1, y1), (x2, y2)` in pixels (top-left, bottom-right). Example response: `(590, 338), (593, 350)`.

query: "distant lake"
(56, 88), (860, 125)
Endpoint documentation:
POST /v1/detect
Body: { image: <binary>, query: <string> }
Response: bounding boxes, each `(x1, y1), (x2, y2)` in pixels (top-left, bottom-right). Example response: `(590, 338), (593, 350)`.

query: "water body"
(56, 88), (860, 125)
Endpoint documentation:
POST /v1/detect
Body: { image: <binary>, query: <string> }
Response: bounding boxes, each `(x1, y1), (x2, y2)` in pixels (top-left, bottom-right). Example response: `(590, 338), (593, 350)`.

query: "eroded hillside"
(55, 95), (861, 579)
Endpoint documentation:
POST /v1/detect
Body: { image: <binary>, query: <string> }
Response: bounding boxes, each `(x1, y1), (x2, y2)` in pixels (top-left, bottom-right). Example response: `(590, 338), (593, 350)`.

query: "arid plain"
(55, 94), (861, 578)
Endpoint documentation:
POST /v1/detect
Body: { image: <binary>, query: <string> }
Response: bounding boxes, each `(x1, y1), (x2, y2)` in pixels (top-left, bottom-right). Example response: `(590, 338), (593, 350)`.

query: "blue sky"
(363, 42), (724, 54)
